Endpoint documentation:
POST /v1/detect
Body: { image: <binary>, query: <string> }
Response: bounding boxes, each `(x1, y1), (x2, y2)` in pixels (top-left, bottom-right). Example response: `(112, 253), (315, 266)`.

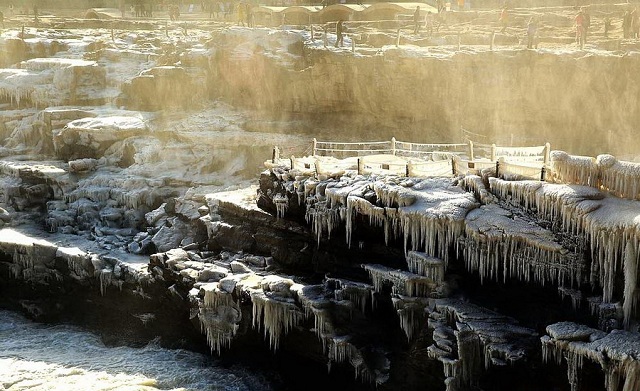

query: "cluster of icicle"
(551, 150), (640, 201)
(462, 203), (581, 286)
(0, 228), (132, 294)
(362, 252), (445, 341)
(198, 282), (241, 354)
(542, 322), (640, 391)
(290, 171), (477, 265)
(461, 175), (496, 205)
(272, 193), (289, 219)
(64, 175), (162, 210)
(185, 252), (386, 382)
(363, 264), (435, 298)
(427, 299), (537, 391)
(488, 177), (640, 328)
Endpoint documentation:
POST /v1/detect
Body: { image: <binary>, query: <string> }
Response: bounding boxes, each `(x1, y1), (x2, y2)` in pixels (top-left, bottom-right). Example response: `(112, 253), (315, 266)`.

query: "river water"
(0, 310), (274, 391)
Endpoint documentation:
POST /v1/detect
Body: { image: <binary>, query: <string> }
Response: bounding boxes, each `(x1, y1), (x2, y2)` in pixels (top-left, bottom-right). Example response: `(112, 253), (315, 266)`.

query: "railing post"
(357, 158), (363, 175)
(291, 155), (295, 170)
(491, 143), (496, 161)
(495, 159), (500, 178)
(406, 163), (411, 177)
(310, 23), (314, 41)
(324, 25), (328, 48)
(396, 28), (401, 47)
(544, 142), (551, 165)
(451, 157), (456, 176)
(312, 138), (317, 156)
(392, 137), (397, 156)
(468, 140), (474, 161)
(540, 166), (546, 182)
(272, 146), (280, 163)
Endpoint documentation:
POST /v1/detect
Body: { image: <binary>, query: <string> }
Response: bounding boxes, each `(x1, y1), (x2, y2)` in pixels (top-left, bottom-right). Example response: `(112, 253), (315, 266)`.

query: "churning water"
(0, 310), (274, 391)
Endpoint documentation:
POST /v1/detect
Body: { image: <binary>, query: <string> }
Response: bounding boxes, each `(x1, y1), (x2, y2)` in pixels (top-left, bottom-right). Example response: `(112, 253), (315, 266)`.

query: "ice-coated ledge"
(542, 321), (640, 391)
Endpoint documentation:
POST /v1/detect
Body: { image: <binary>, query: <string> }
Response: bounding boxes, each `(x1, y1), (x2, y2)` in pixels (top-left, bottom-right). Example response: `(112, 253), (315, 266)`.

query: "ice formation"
(463, 203), (581, 286)
(198, 282), (241, 354)
(406, 251), (445, 283)
(0, 58), (106, 107)
(363, 263), (436, 298)
(428, 299), (537, 390)
(542, 322), (640, 391)
(392, 295), (428, 341)
(178, 251), (389, 382)
(551, 151), (640, 201)
(488, 176), (640, 328)
(297, 173), (478, 264)
(251, 288), (304, 350)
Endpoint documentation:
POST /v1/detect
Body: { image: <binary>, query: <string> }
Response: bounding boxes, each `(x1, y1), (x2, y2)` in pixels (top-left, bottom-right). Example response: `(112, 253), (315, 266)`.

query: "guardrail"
(271, 137), (551, 181)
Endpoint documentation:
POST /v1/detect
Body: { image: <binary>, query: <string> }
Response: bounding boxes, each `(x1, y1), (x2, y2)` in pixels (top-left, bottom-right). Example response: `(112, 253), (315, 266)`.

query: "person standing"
(335, 20), (344, 47)
(526, 16), (538, 49)
(424, 11), (433, 36)
(623, 10), (631, 38)
(575, 7), (586, 48)
(499, 6), (508, 33)
(631, 8), (639, 39)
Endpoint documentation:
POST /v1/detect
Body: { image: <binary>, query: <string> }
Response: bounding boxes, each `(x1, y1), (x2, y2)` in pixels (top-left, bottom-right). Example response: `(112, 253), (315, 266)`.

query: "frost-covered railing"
(550, 151), (640, 200)
(471, 142), (550, 164)
(394, 140), (469, 160)
(312, 139), (394, 158)
(496, 160), (546, 181)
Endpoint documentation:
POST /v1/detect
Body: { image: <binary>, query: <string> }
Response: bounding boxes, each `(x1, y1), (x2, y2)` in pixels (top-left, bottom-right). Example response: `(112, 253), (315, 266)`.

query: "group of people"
(412, 6), (444, 36)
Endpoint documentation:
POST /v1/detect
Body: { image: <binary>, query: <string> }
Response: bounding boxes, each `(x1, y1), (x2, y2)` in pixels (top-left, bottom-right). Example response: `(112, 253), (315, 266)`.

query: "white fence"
(271, 138), (551, 181)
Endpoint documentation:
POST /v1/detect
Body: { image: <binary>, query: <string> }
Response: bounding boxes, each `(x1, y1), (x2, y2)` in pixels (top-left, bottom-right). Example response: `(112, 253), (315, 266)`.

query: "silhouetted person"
(631, 8), (639, 39)
(623, 10), (631, 38)
(526, 16), (538, 49)
(499, 6), (509, 33)
(575, 7), (586, 48)
(424, 11), (433, 36)
(413, 6), (421, 34)
(335, 20), (344, 47)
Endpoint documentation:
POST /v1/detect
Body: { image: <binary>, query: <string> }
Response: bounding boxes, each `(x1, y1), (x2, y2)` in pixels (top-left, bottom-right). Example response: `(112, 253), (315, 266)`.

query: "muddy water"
(0, 310), (275, 391)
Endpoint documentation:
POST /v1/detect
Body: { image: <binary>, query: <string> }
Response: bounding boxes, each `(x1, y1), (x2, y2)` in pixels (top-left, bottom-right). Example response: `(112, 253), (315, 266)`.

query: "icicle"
(273, 193), (289, 219)
(97, 268), (113, 296)
(558, 286), (583, 311)
(406, 251), (445, 283)
(251, 290), (303, 351)
(623, 241), (638, 329)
